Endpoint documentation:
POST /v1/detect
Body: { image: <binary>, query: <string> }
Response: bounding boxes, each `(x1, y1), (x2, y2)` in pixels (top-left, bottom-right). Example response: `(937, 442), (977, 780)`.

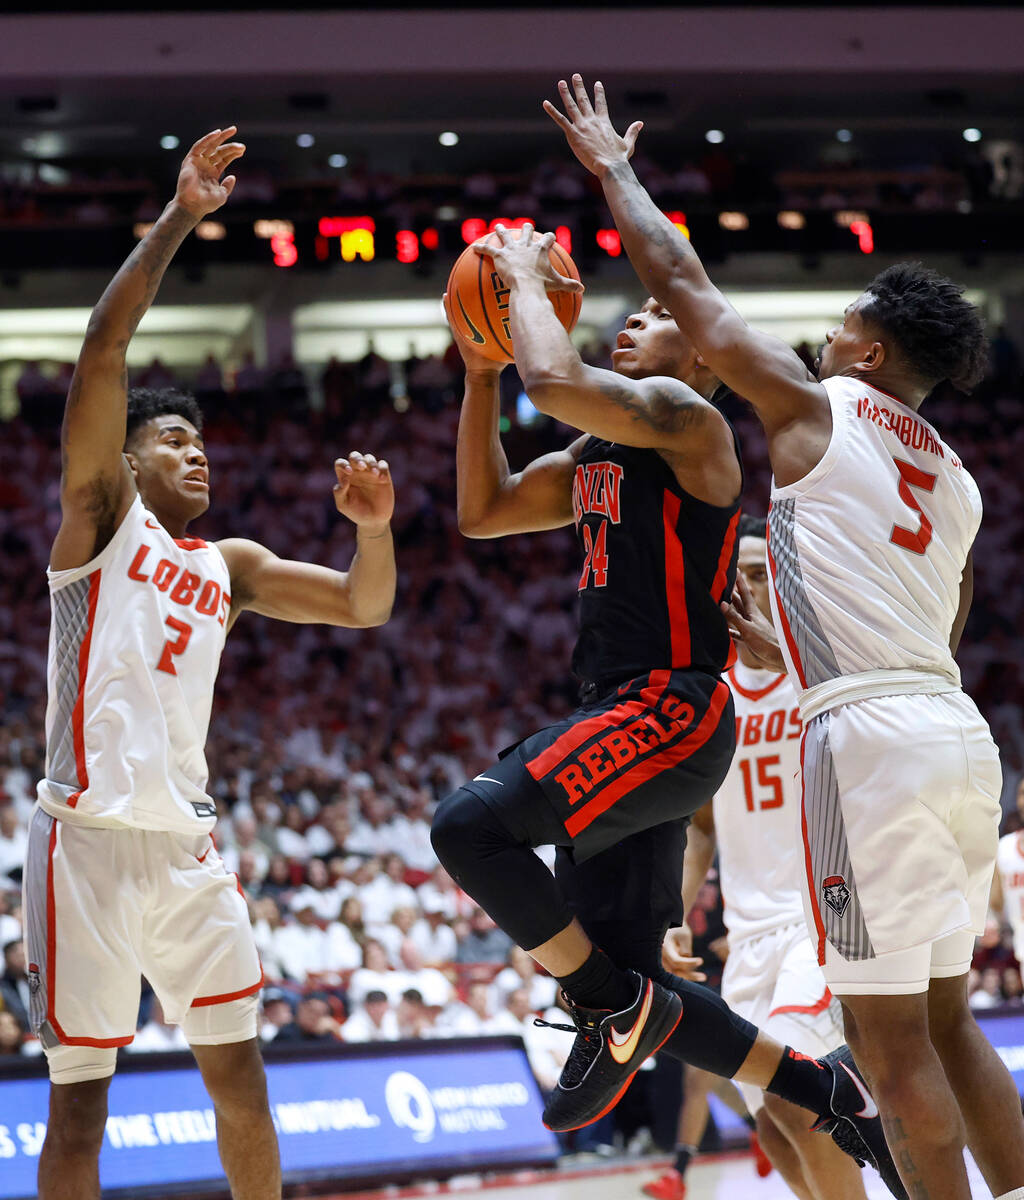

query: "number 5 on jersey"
(890, 458), (937, 555)
(157, 615), (193, 675)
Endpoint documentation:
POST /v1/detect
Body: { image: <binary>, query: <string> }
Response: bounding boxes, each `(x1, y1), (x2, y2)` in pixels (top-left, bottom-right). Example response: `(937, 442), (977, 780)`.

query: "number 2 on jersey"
(578, 519), (609, 589)
(890, 458), (937, 555)
(157, 615), (193, 675)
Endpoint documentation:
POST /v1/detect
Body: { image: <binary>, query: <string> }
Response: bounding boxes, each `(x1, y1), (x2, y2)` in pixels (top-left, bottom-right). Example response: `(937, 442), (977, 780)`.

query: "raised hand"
(721, 569), (786, 672)
(543, 75), (643, 179)
(333, 451), (394, 532)
(472, 223), (584, 293)
(174, 127), (246, 220)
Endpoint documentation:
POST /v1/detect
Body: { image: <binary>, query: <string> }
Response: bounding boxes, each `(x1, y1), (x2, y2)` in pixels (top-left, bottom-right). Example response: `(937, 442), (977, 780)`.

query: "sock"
(764, 1046), (833, 1115)
(995, 1190), (1024, 1200)
(557, 946), (637, 1012)
(673, 1144), (696, 1175)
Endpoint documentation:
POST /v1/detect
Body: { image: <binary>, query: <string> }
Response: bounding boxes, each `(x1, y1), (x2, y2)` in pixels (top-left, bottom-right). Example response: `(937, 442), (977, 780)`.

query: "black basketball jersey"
(570, 437), (741, 689)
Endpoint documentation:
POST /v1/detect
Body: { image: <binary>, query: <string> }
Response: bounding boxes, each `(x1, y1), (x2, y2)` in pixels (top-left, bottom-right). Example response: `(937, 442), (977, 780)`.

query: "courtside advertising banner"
(0, 1036), (558, 1199)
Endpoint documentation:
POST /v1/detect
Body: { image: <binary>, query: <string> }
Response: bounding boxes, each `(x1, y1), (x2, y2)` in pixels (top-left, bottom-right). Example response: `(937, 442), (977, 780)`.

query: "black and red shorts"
(466, 667), (735, 864)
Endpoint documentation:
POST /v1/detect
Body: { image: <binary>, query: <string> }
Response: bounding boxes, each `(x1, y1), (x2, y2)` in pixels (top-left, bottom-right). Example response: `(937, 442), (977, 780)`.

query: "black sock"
(674, 1144), (696, 1174)
(764, 1046), (832, 1115)
(557, 947), (637, 1012)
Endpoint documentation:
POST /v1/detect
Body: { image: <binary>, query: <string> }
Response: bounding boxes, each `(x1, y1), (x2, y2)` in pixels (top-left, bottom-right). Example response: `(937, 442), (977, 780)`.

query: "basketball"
(446, 231), (582, 363)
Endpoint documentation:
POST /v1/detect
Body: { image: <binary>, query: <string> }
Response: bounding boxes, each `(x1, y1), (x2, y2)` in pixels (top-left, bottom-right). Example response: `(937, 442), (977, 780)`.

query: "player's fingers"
(624, 121), (644, 156)
(571, 73), (592, 114)
(211, 143), (246, 169)
(519, 221), (535, 242)
(220, 175), (237, 197)
(557, 78), (581, 117)
(548, 273), (585, 294)
(188, 128), (223, 156)
(542, 99), (572, 131)
(375, 459), (390, 475)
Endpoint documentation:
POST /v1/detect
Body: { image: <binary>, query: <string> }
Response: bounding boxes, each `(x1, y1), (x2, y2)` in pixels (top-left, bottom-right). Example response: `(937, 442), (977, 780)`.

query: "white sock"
(995, 1188), (1024, 1200)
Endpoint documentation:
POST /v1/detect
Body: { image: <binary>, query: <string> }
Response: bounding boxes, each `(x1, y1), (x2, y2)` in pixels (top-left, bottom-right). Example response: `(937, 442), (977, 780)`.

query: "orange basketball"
(446, 231), (582, 364)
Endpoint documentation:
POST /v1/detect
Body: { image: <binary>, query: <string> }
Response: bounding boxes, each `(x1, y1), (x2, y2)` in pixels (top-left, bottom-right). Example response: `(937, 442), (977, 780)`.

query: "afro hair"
(860, 263), (987, 394)
(124, 387), (203, 448)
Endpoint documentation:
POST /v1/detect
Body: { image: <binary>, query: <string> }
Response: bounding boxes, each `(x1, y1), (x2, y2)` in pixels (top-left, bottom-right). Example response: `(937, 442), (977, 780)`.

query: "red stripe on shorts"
(565, 679), (730, 838)
(768, 986), (833, 1020)
(191, 967), (266, 1008)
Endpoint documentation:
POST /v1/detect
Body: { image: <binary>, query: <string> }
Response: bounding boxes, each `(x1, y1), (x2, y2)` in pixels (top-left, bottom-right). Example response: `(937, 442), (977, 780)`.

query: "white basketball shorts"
(23, 809), (263, 1075)
(800, 689), (1001, 995)
(721, 921), (845, 1113)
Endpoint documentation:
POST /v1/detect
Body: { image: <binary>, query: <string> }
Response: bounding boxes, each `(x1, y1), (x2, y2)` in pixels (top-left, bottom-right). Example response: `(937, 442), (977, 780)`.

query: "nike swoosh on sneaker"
(607, 979), (653, 1065)
(473, 774), (503, 786)
(456, 293), (487, 345)
(840, 1061), (879, 1120)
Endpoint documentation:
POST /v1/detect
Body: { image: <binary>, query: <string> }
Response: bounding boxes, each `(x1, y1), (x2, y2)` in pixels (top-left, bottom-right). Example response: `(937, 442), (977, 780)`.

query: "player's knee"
(47, 1078), (111, 1154)
(430, 788), (504, 872)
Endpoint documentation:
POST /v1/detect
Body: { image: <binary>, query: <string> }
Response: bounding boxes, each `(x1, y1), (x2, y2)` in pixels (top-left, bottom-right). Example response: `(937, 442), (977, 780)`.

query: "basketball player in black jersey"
(430, 226), (904, 1197)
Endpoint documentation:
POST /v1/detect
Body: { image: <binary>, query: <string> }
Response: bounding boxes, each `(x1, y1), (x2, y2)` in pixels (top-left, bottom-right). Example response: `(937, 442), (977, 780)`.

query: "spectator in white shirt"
(492, 945), (557, 1012)
(359, 854), (418, 929)
(0, 808), (27, 884)
(274, 804), (314, 863)
(0, 889), (21, 948)
(395, 940), (453, 1008)
(417, 865), (471, 922)
(377, 905), (419, 966)
(273, 896), (330, 983)
(250, 897), (286, 980)
(348, 938), (403, 1005)
(347, 794), (396, 858)
(437, 981), (495, 1037)
(290, 858), (342, 923)
(409, 901), (457, 967)
(396, 987), (437, 1040)
(323, 914), (363, 973)
(221, 813), (271, 881)
(340, 990), (399, 1042)
(390, 791), (437, 875)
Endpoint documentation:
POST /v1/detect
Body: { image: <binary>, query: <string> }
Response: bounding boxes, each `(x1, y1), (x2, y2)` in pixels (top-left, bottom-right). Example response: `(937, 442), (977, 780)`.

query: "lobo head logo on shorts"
(822, 874), (851, 918)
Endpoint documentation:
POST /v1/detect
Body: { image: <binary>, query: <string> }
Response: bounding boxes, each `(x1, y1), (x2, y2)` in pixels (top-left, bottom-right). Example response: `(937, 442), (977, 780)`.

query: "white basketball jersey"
(768, 375), (982, 719)
(37, 494), (230, 834)
(714, 662), (804, 944)
(997, 831), (1024, 963)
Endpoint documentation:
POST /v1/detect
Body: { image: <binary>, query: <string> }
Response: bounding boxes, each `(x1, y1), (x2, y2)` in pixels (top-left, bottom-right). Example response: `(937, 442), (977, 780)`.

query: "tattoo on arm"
(596, 377), (706, 434)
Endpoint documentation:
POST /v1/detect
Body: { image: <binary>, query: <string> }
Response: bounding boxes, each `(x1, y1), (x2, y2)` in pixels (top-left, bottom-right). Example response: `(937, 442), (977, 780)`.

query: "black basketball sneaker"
(537, 971), (683, 1132)
(813, 1046), (908, 1200)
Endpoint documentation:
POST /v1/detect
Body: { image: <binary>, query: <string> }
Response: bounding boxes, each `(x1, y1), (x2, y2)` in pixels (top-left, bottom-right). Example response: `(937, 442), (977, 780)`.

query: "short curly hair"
(124, 387), (203, 447)
(738, 513), (767, 541)
(860, 263), (987, 393)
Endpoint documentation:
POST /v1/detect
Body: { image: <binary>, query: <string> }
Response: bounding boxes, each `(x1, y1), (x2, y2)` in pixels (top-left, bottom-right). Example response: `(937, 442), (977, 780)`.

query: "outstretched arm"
(950, 550), (973, 656)
(545, 77), (831, 481)
(478, 224), (739, 494)
(446, 291), (580, 538)
(219, 451), (395, 629)
(51, 128), (245, 572)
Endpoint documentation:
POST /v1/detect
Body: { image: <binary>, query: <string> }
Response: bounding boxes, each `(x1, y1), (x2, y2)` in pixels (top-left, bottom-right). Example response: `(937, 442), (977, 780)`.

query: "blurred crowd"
(1, 133), (1020, 235)
(2, 327), (1024, 1124)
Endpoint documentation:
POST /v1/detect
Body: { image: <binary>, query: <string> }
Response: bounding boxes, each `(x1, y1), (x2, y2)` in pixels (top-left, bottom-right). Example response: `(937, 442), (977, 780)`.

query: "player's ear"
(123, 450), (140, 479)
(857, 340), (886, 375)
